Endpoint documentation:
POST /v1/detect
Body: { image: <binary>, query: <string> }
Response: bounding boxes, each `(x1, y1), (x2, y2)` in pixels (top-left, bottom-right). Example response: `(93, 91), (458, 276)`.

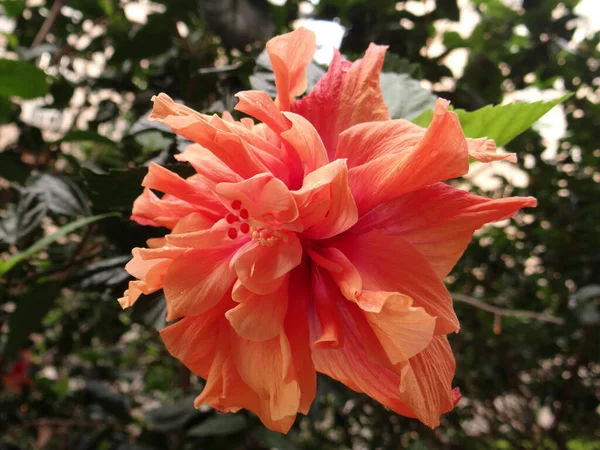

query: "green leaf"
(380, 72), (436, 120)
(0, 59), (49, 99)
(411, 94), (572, 147)
(3, 0), (26, 18)
(186, 414), (247, 437)
(29, 174), (91, 217)
(0, 151), (29, 183)
(0, 97), (12, 124)
(0, 212), (120, 275)
(131, 292), (167, 331)
(3, 280), (62, 361)
(82, 167), (147, 212)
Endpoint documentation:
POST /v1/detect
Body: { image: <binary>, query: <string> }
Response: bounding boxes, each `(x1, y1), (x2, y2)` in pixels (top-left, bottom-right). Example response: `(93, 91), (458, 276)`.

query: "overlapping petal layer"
(120, 26), (537, 432)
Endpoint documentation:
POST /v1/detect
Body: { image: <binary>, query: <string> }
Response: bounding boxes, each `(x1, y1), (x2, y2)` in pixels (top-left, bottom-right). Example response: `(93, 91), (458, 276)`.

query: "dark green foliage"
(0, 0), (598, 449)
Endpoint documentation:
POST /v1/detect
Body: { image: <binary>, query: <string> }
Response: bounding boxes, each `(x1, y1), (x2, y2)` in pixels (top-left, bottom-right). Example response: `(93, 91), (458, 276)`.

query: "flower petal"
(310, 298), (416, 418)
(331, 230), (459, 335)
(175, 143), (242, 187)
(118, 247), (181, 309)
(235, 232), (303, 295)
(163, 247), (237, 320)
(142, 163), (223, 213)
(348, 99), (469, 215)
(351, 182), (537, 278)
(286, 261), (317, 413)
(398, 335), (456, 428)
(365, 293), (435, 365)
(292, 160), (358, 239)
(131, 188), (206, 229)
(226, 275), (289, 341)
(309, 248), (436, 363)
(230, 332), (301, 422)
(161, 307), (300, 433)
(467, 137), (516, 163)
(280, 111), (329, 173)
(216, 173), (299, 225)
(311, 265), (345, 349)
(335, 119), (425, 169)
(291, 44), (389, 157)
(266, 27), (317, 110)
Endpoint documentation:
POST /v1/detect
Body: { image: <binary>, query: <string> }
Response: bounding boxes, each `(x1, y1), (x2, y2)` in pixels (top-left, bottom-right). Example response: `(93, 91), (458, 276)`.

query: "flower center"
(251, 229), (286, 247)
(226, 200), (251, 240)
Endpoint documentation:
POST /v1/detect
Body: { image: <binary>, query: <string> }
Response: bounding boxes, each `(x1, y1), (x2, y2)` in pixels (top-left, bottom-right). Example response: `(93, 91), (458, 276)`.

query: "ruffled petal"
(348, 99), (469, 215)
(309, 248), (435, 363)
(335, 119), (425, 169)
(467, 136), (517, 163)
(292, 160), (358, 239)
(266, 27), (317, 110)
(161, 306), (299, 433)
(280, 112), (329, 174)
(131, 188), (204, 229)
(230, 332), (301, 422)
(310, 297), (415, 418)
(226, 276), (289, 341)
(234, 232), (303, 294)
(118, 246), (182, 309)
(330, 230), (459, 335)
(175, 144), (242, 187)
(215, 173), (299, 225)
(291, 45), (389, 158)
(163, 247), (238, 320)
(149, 95), (289, 181)
(286, 260), (318, 413)
(142, 162), (224, 217)
(235, 92), (328, 175)
(166, 218), (248, 250)
(351, 182), (537, 278)
(398, 335), (456, 428)
(311, 265), (345, 349)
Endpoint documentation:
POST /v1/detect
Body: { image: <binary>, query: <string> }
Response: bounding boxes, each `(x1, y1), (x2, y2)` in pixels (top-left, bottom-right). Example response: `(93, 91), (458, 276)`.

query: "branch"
(451, 293), (564, 325)
(32, 0), (67, 47)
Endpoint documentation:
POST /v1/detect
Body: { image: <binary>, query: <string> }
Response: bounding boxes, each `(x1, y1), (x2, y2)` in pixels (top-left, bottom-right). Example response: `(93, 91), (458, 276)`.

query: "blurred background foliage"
(0, 0), (599, 449)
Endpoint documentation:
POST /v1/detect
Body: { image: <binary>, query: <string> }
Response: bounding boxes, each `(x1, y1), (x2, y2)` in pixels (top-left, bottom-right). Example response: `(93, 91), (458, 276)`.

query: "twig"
(32, 0), (67, 47)
(451, 293), (564, 325)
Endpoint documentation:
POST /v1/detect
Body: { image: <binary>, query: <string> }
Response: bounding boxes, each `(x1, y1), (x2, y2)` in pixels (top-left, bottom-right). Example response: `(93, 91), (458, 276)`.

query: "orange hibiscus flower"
(119, 28), (536, 432)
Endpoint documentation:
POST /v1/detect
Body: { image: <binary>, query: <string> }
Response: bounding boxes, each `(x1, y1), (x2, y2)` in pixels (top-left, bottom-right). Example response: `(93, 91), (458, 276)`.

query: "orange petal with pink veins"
(310, 296), (415, 417)
(351, 182), (537, 278)
(311, 265), (345, 349)
(335, 119), (425, 169)
(398, 335), (457, 428)
(308, 246), (436, 363)
(332, 230), (459, 335)
(291, 44), (389, 157)
(348, 99), (469, 215)
(266, 27), (317, 110)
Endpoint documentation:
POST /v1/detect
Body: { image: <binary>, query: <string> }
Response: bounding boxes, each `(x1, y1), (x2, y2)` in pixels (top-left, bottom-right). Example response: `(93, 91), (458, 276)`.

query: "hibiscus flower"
(119, 27), (536, 432)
